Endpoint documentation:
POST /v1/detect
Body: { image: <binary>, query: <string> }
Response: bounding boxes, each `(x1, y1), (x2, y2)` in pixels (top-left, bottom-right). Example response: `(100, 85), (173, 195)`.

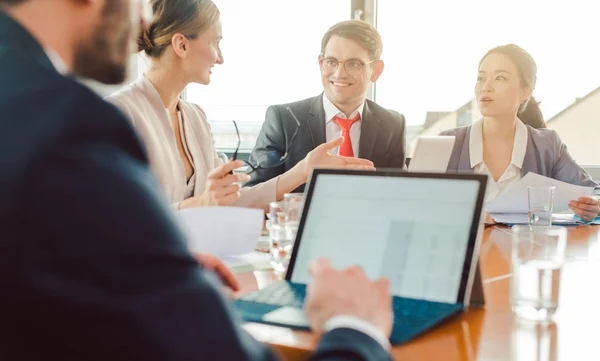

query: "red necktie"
(333, 114), (361, 157)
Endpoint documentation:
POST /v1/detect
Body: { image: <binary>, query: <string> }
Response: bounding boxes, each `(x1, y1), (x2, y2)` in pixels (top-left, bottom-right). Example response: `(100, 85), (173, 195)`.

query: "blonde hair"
(321, 20), (383, 61)
(138, 0), (220, 57)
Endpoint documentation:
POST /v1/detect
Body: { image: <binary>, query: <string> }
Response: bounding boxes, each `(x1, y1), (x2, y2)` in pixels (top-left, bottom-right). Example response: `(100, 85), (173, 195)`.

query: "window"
(185, 0), (352, 153)
(376, 0), (600, 164)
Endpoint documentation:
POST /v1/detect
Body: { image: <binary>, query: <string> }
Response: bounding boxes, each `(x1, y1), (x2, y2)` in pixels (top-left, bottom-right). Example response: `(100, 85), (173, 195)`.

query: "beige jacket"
(105, 77), (277, 210)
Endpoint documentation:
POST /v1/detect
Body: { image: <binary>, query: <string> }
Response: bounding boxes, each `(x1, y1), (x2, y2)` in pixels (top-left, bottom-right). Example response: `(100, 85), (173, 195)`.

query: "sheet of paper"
(485, 172), (594, 213)
(176, 207), (264, 257)
(490, 213), (585, 226)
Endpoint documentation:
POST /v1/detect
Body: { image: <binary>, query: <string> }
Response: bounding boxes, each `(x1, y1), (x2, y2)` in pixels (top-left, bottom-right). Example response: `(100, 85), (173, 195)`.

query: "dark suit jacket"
(0, 11), (390, 361)
(246, 94), (406, 192)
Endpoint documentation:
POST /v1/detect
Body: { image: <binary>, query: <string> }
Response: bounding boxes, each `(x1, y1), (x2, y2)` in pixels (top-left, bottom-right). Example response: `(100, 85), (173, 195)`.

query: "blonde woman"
(106, 0), (373, 211)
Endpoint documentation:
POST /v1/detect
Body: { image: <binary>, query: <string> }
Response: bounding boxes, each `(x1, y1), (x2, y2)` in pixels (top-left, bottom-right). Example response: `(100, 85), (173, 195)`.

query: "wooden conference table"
(237, 225), (600, 361)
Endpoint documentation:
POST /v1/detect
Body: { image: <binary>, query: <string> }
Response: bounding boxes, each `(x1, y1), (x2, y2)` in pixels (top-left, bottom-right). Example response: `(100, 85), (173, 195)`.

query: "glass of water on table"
(527, 186), (556, 226)
(267, 194), (305, 275)
(511, 225), (567, 322)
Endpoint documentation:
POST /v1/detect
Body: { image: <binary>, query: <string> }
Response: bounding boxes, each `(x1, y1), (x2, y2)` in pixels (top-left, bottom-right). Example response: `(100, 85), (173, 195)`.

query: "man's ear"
(370, 60), (384, 82)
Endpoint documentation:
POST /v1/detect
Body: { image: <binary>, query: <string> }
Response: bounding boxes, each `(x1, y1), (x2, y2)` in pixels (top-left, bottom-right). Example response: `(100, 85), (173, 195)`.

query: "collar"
(469, 117), (528, 168)
(322, 93), (365, 124)
(44, 48), (68, 75)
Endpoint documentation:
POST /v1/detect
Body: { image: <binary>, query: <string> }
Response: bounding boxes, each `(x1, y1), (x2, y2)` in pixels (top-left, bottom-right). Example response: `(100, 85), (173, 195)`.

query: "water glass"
(511, 225), (567, 322)
(511, 321), (557, 361)
(528, 186), (556, 226)
(269, 201), (294, 275)
(283, 193), (304, 238)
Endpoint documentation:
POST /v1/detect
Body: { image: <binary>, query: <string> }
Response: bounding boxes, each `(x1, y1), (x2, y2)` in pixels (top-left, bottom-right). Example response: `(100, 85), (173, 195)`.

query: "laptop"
(408, 136), (455, 172)
(235, 169), (487, 345)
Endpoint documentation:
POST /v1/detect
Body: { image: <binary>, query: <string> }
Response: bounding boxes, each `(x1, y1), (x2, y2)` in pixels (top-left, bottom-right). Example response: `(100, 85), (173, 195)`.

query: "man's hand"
(192, 253), (240, 292)
(299, 137), (376, 180)
(304, 258), (392, 336)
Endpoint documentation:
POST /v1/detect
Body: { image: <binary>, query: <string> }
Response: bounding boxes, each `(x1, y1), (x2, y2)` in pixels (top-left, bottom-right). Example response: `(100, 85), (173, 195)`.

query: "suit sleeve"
(549, 131), (598, 187)
(21, 106), (276, 360)
(20, 103), (388, 361)
(245, 105), (287, 187)
(388, 112), (406, 169)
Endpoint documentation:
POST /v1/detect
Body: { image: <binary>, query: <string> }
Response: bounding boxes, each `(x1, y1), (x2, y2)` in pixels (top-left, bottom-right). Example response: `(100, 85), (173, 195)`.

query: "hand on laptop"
(192, 252), (240, 294)
(299, 137), (376, 180)
(304, 258), (393, 337)
(179, 160), (250, 209)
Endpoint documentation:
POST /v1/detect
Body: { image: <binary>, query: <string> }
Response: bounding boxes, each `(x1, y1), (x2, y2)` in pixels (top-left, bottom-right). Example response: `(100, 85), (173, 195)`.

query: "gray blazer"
(246, 94), (406, 192)
(441, 124), (597, 187)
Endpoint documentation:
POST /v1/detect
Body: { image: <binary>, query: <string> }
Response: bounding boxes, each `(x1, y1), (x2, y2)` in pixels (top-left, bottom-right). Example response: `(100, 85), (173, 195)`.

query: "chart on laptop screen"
(291, 174), (481, 304)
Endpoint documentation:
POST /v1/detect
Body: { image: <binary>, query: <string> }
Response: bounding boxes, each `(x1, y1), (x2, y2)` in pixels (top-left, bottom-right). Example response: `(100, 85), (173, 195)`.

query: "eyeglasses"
(319, 56), (379, 75)
(232, 107), (301, 174)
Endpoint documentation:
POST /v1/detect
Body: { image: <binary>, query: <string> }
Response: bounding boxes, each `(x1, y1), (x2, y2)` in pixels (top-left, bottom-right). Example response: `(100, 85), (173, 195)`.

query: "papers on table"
(491, 213), (600, 226)
(490, 213), (585, 226)
(176, 207), (264, 257)
(485, 172), (594, 214)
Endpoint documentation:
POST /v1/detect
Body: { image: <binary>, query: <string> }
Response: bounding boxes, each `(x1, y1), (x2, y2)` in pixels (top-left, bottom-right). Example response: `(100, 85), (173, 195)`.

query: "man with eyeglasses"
(247, 20), (406, 191)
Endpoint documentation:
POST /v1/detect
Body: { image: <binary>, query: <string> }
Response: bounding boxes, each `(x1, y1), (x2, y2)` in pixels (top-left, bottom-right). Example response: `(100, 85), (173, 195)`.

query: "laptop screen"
(288, 171), (485, 305)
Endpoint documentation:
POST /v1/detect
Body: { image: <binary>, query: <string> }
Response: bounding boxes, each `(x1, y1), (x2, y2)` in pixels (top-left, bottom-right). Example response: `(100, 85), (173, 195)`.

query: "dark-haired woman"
(442, 44), (598, 220)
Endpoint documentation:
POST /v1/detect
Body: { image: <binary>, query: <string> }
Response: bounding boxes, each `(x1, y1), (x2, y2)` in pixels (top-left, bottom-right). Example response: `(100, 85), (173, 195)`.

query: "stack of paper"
(491, 213), (586, 226)
(486, 172), (594, 214)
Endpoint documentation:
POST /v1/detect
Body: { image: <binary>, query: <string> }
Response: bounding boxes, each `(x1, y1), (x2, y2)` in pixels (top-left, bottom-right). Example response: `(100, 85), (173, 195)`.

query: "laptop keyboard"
(240, 282), (460, 327)
(241, 282), (306, 308)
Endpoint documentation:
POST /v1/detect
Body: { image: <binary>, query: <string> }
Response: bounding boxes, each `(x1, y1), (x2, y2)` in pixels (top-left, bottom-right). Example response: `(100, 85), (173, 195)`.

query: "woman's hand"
(179, 160), (250, 209)
(568, 196), (600, 222)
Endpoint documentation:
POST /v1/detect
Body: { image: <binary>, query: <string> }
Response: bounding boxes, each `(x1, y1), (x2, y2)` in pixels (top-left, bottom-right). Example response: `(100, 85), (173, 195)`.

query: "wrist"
(275, 164), (306, 200)
(294, 159), (309, 181)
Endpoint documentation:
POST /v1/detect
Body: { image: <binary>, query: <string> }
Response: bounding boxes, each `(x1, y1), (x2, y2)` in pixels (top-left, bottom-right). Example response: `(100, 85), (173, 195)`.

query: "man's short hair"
(320, 20), (383, 61)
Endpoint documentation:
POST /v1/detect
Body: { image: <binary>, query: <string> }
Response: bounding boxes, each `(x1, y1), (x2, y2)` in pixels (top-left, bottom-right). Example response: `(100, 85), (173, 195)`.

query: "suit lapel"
(520, 128), (539, 177)
(307, 94), (326, 148)
(358, 101), (380, 160)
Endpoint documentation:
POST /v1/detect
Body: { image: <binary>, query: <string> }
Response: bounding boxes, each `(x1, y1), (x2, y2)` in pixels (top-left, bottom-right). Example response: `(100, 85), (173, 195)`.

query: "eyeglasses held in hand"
(232, 107), (301, 175)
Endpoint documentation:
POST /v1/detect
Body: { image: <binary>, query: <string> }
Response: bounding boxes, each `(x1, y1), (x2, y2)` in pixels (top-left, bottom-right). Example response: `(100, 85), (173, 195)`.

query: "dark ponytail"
(518, 96), (546, 129)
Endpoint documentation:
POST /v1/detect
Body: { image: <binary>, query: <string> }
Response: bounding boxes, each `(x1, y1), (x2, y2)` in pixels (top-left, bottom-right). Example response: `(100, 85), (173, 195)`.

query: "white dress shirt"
(325, 316), (391, 350)
(470, 118), (528, 202)
(323, 94), (365, 156)
(44, 48), (68, 75)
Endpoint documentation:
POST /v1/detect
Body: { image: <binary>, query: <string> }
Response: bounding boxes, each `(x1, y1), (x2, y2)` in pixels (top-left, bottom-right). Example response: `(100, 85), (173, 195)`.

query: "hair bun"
(137, 26), (155, 54)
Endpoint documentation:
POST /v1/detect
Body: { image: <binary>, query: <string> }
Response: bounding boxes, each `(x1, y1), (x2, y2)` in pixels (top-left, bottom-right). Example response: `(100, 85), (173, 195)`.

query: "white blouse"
(469, 118), (528, 202)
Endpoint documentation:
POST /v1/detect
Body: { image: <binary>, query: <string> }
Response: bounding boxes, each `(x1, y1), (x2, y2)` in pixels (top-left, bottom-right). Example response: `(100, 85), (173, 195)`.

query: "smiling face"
(319, 35), (383, 114)
(475, 52), (532, 119)
(182, 20), (223, 85)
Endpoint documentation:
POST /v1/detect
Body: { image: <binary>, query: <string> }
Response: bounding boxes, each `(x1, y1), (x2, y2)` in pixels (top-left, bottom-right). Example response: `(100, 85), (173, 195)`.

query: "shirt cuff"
(170, 202), (181, 211)
(324, 315), (391, 351)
